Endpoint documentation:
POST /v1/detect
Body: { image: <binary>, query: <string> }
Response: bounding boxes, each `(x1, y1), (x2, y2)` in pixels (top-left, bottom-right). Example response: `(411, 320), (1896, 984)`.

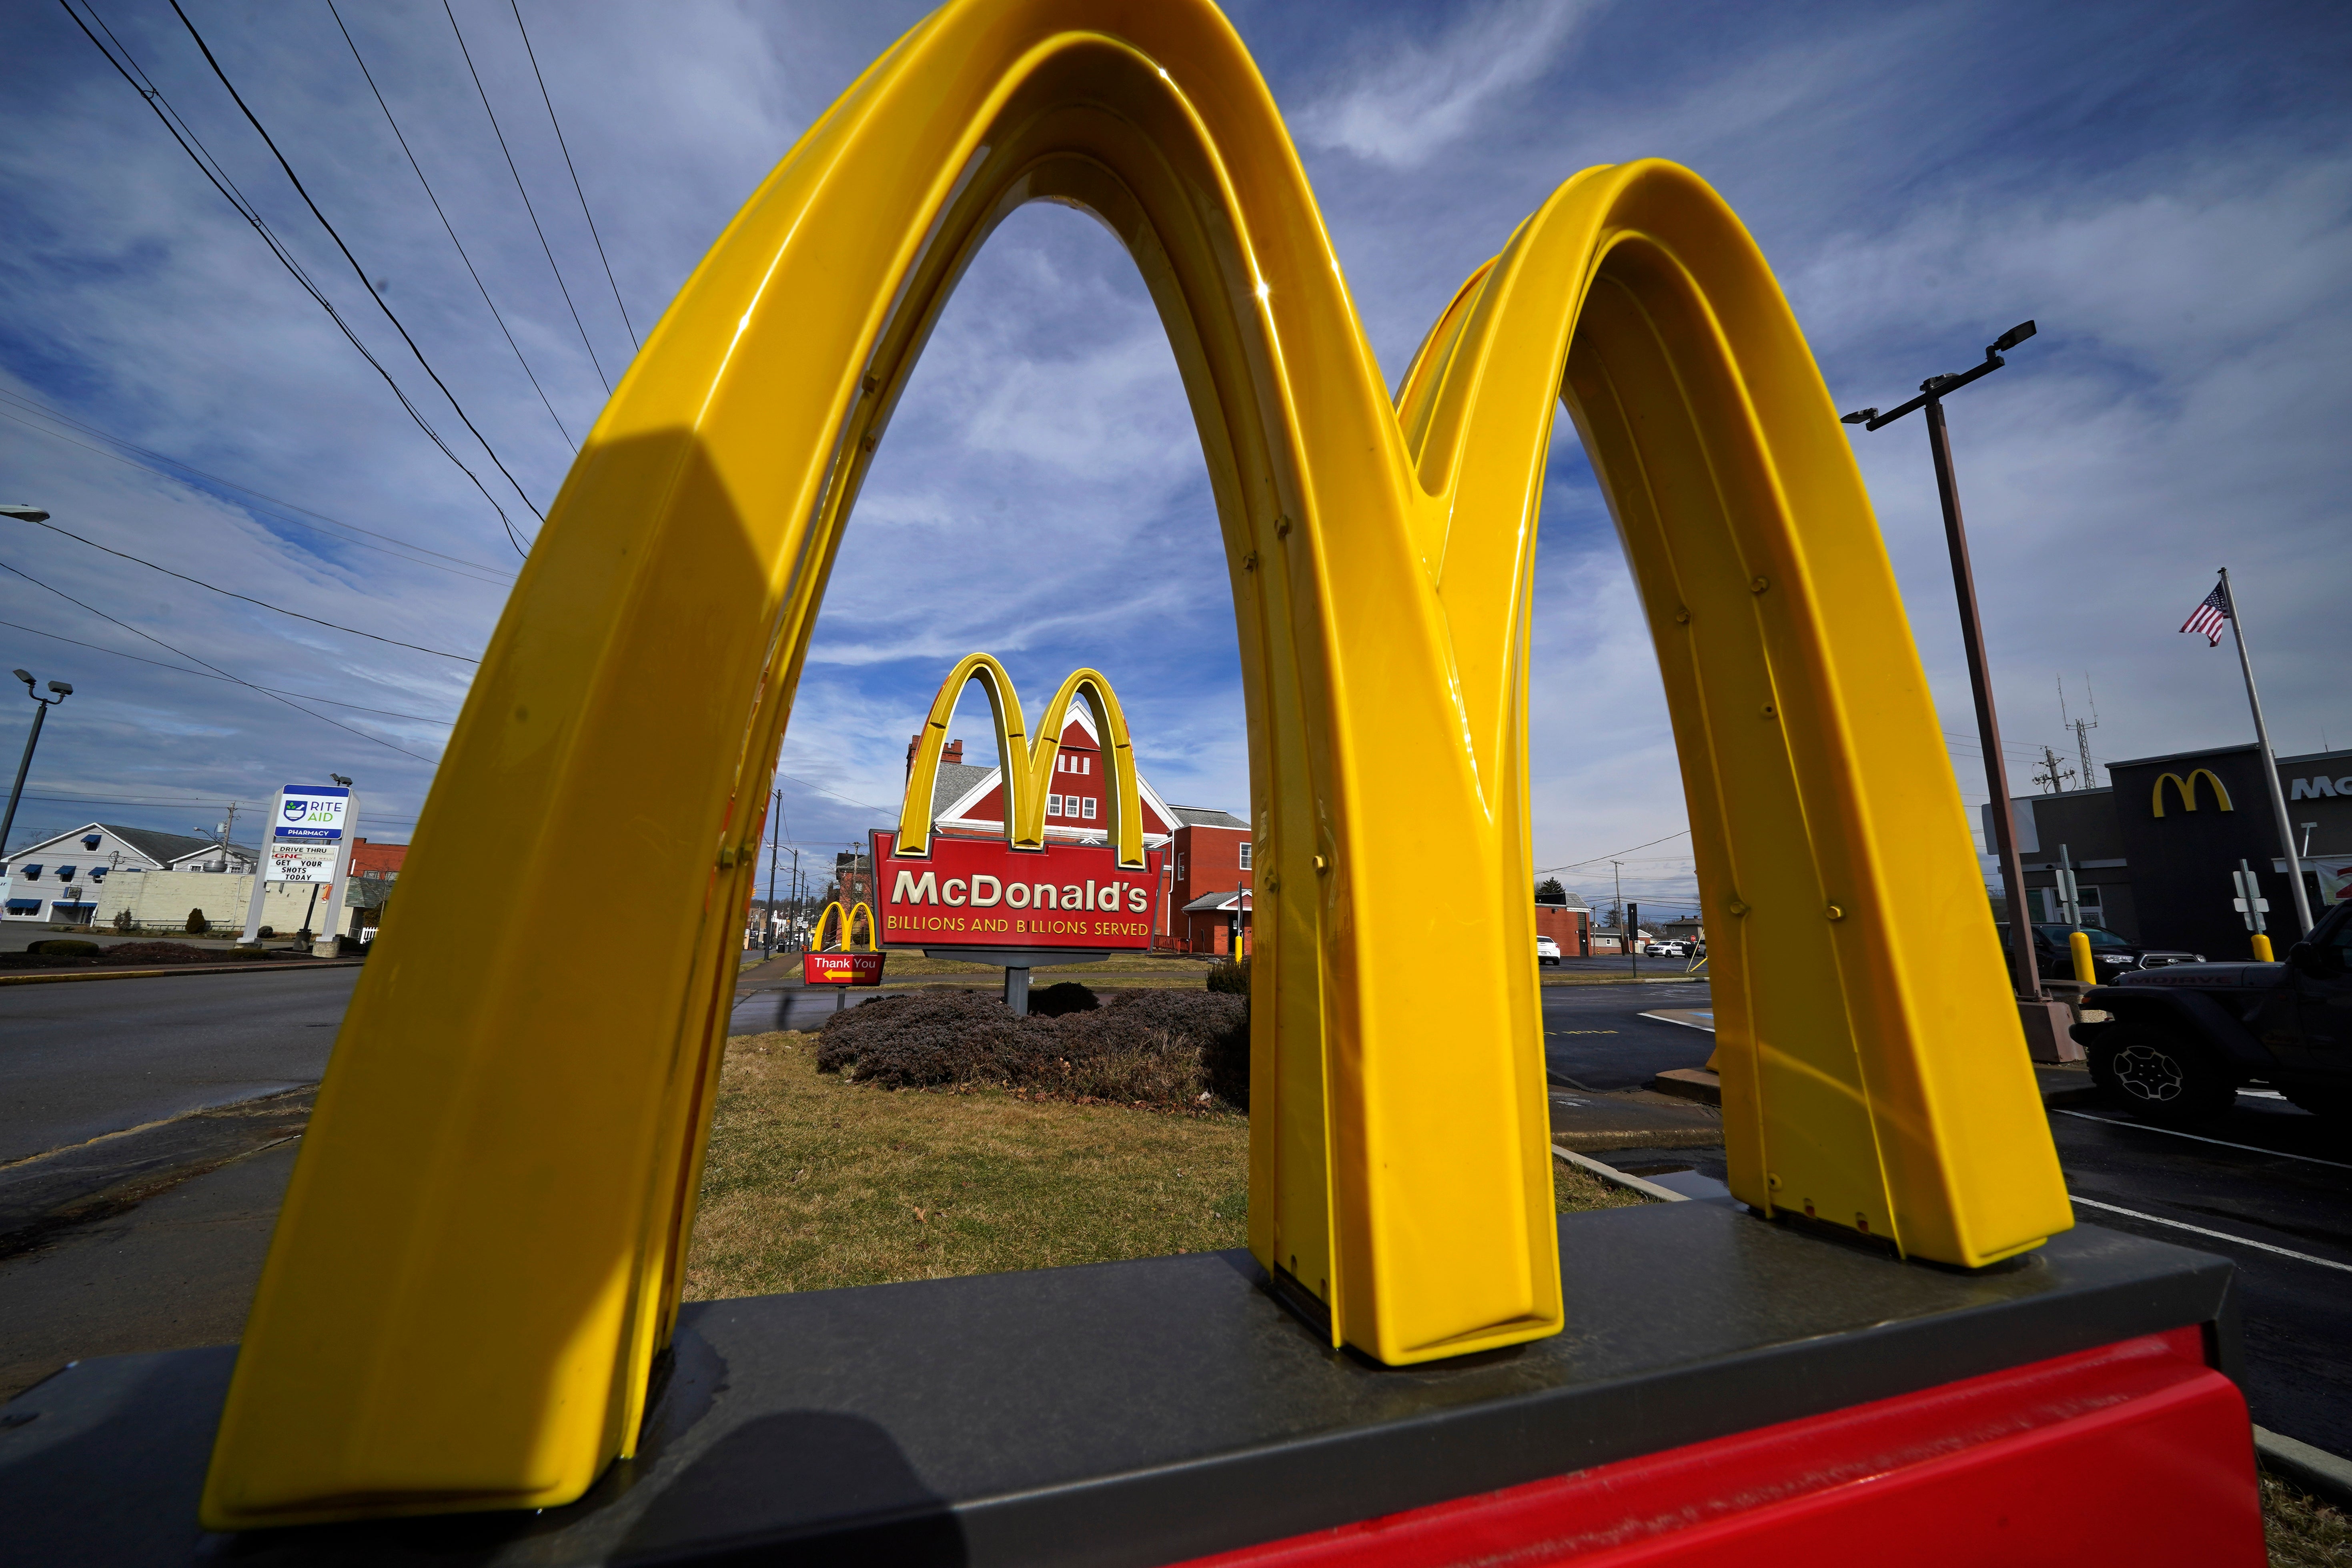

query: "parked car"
(1996, 922), (2203, 984)
(1536, 935), (1562, 966)
(2071, 901), (2352, 1127)
(1645, 940), (1689, 957)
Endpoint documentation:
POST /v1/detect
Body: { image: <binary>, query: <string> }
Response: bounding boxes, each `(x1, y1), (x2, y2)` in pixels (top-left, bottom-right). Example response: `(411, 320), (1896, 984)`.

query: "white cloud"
(1292, 0), (1603, 169)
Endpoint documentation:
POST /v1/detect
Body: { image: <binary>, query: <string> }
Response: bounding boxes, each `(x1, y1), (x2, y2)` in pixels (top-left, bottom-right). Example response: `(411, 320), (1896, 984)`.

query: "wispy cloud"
(1291, 0), (1603, 168)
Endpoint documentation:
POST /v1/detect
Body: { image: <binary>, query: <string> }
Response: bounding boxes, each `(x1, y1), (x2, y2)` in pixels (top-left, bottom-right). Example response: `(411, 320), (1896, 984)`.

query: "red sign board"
(870, 830), (1161, 951)
(803, 951), (886, 986)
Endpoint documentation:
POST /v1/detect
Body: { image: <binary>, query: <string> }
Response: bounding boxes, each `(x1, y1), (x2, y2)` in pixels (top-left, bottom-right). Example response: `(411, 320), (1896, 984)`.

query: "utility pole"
(1, 669), (72, 863)
(2031, 745), (2074, 794)
(2060, 675), (2100, 790)
(765, 789), (783, 957)
(1844, 320), (2046, 1001)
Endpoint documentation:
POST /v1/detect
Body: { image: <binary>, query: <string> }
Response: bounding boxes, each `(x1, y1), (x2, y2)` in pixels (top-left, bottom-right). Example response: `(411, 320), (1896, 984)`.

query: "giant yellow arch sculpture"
(201, 0), (2069, 1527)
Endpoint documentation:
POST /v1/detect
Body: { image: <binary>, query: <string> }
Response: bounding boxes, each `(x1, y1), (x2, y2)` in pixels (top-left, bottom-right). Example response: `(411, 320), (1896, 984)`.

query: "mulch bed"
(0, 941), (324, 970)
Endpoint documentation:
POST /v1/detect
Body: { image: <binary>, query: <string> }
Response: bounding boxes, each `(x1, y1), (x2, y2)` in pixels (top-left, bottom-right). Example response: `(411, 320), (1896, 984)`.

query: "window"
(20, 865), (39, 879)
(1177, 853), (1186, 877)
(1082, 796), (1097, 820)
(5, 898), (39, 913)
(1047, 794), (1063, 817)
(56, 866), (76, 881)
(1238, 842), (1252, 870)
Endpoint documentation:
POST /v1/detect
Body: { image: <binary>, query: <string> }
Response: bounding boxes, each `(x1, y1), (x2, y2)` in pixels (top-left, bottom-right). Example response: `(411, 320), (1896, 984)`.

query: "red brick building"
(1167, 807), (1252, 954)
(1535, 897), (1591, 956)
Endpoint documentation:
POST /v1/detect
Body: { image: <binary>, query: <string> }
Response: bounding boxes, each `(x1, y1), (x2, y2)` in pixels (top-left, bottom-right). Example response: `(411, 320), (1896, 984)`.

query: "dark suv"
(1998, 922), (2204, 983)
(2071, 901), (2352, 1126)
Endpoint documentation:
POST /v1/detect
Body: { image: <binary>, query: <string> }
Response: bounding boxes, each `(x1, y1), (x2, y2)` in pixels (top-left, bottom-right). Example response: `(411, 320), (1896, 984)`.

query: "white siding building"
(1, 822), (257, 925)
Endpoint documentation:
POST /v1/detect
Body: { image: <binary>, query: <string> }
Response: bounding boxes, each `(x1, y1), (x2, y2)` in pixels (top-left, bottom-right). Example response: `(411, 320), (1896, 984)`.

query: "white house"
(1, 822), (257, 924)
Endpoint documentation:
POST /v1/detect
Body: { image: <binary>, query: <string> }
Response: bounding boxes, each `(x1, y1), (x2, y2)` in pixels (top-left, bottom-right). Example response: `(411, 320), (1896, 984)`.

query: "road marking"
(2068, 1195), (2352, 1272)
(2053, 1110), (2352, 1170)
(1639, 1009), (1715, 1033)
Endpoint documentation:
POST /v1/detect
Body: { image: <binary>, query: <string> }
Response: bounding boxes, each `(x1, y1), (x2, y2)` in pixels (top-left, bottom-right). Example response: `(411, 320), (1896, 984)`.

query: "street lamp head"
(11, 671), (30, 690)
(1840, 408), (1877, 426)
(330, 773), (353, 787)
(0, 505), (50, 524)
(46, 682), (70, 697)
(1987, 319), (2037, 356)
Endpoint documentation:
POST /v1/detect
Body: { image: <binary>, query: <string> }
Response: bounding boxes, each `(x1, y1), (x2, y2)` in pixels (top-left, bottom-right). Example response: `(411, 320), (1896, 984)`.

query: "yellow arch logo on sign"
(2152, 769), (2234, 817)
(200, 0), (2070, 1528)
(812, 900), (877, 951)
(896, 652), (1145, 868)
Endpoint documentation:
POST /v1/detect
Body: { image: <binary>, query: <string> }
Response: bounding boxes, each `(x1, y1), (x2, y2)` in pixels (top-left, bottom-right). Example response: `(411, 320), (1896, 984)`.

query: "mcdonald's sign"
(884, 655), (1162, 952)
(194, 0), (2071, 1526)
(2152, 769), (2234, 817)
(803, 900), (885, 985)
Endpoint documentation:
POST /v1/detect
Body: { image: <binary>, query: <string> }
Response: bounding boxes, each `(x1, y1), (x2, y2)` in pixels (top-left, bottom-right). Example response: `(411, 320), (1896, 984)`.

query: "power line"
(12, 513), (479, 663)
(1536, 828), (1691, 875)
(327, 0), (577, 451)
(0, 557), (441, 765)
(61, 0), (529, 559)
(0, 392), (517, 586)
(509, 0), (638, 351)
(0, 616), (457, 724)
(444, 0), (612, 395)
(163, 0), (546, 553)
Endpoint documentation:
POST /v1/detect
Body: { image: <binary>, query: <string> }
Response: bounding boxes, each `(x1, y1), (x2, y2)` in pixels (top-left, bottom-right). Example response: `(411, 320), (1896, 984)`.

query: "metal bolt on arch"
(198, 0), (2079, 1529)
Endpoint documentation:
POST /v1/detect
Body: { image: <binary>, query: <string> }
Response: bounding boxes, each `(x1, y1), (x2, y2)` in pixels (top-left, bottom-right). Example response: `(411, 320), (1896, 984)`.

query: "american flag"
(2180, 583), (2229, 647)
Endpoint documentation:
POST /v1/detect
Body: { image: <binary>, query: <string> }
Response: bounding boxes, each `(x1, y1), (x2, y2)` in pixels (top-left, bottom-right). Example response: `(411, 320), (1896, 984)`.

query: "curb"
(0, 959), (364, 987)
(1649, 1068), (1722, 1107)
(1552, 1145), (1686, 1203)
(2255, 1425), (2352, 1515)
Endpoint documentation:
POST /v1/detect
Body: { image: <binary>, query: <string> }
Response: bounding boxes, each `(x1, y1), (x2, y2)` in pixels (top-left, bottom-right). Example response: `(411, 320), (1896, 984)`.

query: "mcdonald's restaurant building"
(1986, 741), (2352, 960)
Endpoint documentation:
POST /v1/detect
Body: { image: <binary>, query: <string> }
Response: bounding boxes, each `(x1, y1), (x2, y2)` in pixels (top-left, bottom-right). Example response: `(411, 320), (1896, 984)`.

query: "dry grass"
(2263, 1474), (2352, 1566)
(685, 1030), (1645, 1300)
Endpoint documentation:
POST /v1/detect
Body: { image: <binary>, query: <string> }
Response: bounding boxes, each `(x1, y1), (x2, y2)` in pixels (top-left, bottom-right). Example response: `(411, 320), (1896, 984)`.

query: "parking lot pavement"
(1539, 980), (1716, 1091)
(2049, 1095), (2352, 1456)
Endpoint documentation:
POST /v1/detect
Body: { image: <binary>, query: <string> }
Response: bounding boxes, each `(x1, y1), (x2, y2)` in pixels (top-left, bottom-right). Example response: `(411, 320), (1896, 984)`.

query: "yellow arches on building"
(2152, 769), (2234, 817)
(200, 0), (2071, 1528)
(895, 653), (1145, 868)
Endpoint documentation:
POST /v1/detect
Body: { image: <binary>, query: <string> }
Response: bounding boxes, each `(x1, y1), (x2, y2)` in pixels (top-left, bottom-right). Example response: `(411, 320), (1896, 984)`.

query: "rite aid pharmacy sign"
(268, 786), (349, 883)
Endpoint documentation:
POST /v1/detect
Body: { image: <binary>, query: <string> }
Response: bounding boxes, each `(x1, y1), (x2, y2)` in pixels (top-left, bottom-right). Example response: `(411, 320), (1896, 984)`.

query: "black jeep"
(2072, 901), (2352, 1127)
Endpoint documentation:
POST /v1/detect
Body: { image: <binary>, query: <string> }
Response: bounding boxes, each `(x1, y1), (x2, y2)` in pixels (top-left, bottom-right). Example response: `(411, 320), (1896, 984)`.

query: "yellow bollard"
(2069, 930), (2097, 985)
(2252, 933), (2274, 962)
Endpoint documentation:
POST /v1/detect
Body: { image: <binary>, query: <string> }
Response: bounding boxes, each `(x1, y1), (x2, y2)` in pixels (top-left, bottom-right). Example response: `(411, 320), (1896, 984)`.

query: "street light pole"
(1845, 320), (2046, 1001)
(765, 788), (783, 957)
(0, 669), (72, 865)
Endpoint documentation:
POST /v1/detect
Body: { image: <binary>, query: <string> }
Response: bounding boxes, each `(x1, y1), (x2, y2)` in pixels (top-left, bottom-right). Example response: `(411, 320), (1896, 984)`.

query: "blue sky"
(2, 0), (2345, 917)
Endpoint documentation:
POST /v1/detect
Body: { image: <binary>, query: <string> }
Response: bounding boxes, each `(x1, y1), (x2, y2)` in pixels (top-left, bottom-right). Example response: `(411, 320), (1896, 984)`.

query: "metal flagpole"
(2218, 568), (2312, 937)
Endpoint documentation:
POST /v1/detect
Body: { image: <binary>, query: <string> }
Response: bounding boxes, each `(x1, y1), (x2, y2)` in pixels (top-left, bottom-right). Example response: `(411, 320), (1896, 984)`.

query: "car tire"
(2089, 1025), (2237, 1128)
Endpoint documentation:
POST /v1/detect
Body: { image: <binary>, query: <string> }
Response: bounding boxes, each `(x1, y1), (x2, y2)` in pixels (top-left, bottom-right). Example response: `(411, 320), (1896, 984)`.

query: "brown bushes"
(815, 988), (1249, 1112)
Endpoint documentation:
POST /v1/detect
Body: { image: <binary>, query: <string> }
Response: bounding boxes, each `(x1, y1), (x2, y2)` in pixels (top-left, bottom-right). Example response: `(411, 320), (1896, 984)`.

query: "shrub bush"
(817, 987), (1249, 1111)
(100, 941), (216, 964)
(1028, 980), (1098, 1017)
(257, 925), (274, 938)
(185, 908), (209, 935)
(24, 939), (101, 956)
(1206, 956), (1250, 996)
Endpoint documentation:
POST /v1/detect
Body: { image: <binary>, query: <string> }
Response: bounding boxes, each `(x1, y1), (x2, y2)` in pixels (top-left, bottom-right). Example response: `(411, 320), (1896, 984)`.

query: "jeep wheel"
(2090, 1026), (2237, 1127)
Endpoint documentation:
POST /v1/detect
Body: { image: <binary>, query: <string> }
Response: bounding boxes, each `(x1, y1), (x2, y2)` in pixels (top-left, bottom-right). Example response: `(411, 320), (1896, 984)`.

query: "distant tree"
(1535, 877), (1567, 905)
(1597, 902), (1624, 933)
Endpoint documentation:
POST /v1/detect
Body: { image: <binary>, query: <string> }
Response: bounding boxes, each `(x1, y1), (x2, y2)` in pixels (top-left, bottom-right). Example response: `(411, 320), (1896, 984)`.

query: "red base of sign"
(803, 952), (886, 986)
(1176, 1328), (2261, 1567)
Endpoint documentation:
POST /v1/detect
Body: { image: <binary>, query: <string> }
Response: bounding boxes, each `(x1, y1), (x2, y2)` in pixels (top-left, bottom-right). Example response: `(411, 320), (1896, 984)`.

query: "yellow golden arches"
(895, 655), (1147, 869)
(196, 0), (2073, 1529)
(2152, 769), (2234, 817)
(812, 900), (877, 951)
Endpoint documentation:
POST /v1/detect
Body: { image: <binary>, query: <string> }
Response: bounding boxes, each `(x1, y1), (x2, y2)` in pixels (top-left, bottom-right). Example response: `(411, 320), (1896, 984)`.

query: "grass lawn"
(684, 1030), (1645, 1300)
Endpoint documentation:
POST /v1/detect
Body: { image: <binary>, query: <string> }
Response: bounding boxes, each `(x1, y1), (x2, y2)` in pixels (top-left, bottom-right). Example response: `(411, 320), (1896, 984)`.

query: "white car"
(1536, 935), (1563, 966)
(1646, 940), (1689, 957)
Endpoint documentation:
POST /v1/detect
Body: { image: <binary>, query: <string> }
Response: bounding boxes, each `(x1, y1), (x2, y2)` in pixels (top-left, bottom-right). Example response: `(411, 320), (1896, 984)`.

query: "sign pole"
(313, 790), (358, 958)
(238, 787), (285, 945)
(2218, 569), (2312, 937)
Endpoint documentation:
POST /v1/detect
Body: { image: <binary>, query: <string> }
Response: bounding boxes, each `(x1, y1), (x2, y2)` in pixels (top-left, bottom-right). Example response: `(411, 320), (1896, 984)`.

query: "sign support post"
(236, 788), (285, 947)
(313, 793), (358, 958)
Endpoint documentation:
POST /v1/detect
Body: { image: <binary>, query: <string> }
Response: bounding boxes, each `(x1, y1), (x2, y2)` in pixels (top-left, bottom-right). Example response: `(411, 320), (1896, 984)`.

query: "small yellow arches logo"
(812, 900), (877, 951)
(894, 653), (1146, 868)
(2152, 769), (2233, 817)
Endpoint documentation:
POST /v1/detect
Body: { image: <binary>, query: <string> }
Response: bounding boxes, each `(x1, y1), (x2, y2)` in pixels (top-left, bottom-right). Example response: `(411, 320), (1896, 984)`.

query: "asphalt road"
(1543, 979), (2352, 1456)
(0, 968), (358, 1163)
(1541, 979), (1716, 1089)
